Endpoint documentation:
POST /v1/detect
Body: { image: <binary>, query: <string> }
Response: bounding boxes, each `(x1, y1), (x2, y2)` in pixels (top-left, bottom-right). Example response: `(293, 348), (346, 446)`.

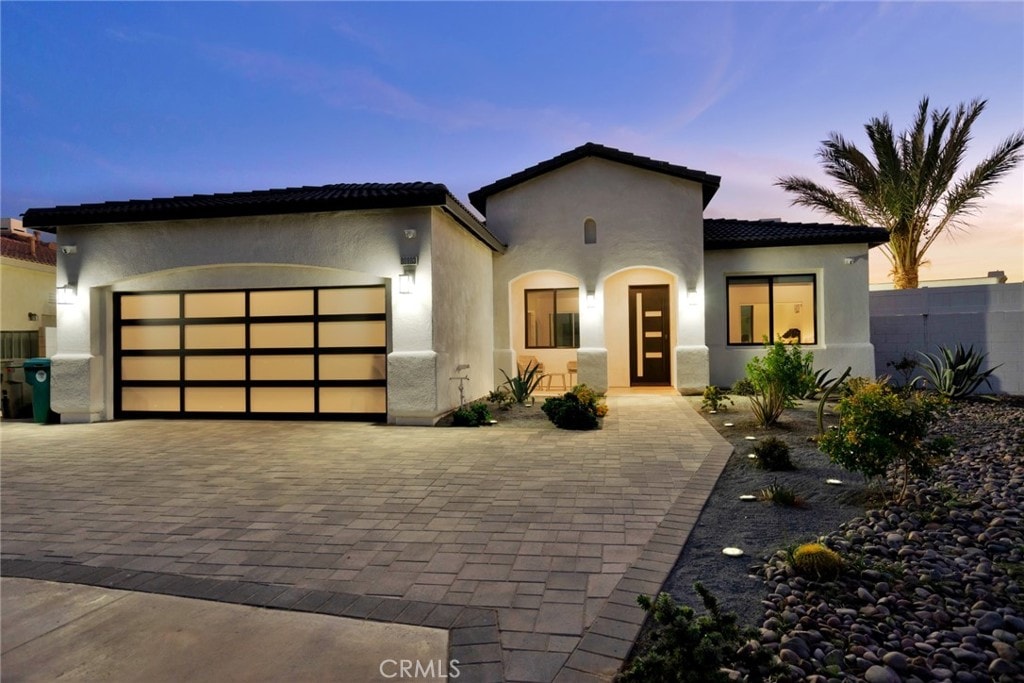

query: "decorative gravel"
(754, 400), (1023, 682)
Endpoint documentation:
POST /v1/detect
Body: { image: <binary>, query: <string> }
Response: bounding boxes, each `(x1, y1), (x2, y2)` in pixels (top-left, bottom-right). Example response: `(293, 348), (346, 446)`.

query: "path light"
(723, 422), (734, 427)
(722, 547), (744, 557)
(739, 495), (757, 501)
(744, 436), (757, 441)
(747, 453), (757, 459)
(825, 479), (843, 485)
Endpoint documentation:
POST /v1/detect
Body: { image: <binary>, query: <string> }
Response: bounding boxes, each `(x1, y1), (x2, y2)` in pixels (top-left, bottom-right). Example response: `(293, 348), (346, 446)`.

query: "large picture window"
(525, 288), (580, 348)
(727, 275), (816, 345)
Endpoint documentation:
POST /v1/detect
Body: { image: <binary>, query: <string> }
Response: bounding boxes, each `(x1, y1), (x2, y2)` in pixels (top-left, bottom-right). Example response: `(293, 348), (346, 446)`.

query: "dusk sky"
(3, 1), (1022, 284)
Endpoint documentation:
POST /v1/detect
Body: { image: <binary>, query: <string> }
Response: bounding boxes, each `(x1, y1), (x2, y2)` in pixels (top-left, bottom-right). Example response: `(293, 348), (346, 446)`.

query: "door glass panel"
(251, 387), (314, 412)
(250, 323), (314, 348)
(251, 355), (313, 380)
(319, 321), (385, 347)
(121, 294), (179, 319)
(184, 292), (245, 318)
(122, 387), (179, 411)
(250, 289), (313, 317)
(185, 387), (245, 412)
(185, 324), (245, 349)
(122, 325), (180, 350)
(122, 356), (179, 381)
(319, 287), (385, 315)
(185, 356), (246, 381)
(320, 387), (386, 413)
(320, 354), (386, 380)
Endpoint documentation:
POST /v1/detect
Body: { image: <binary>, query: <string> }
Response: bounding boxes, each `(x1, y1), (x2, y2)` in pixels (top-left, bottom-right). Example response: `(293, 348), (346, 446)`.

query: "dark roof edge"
(704, 234), (889, 250)
(469, 142), (721, 215)
(440, 197), (506, 253)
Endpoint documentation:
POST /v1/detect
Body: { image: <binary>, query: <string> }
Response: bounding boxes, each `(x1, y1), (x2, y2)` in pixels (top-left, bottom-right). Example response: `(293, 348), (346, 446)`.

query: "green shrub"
(818, 380), (952, 502)
(885, 354), (920, 389)
(745, 340), (816, 427)
(487, 387), (515, 409)
(500, 360), (545, 404)
(452, 402), (492, 427)
(619, 584), (775, 683)
(917, 343), (1001, 399)
(730, 378), (755, 396)
(791, 542), (843, 580)
(541, 384), (607, 430)
(753, 436), (794, 470)
(700, 385), (734, 412)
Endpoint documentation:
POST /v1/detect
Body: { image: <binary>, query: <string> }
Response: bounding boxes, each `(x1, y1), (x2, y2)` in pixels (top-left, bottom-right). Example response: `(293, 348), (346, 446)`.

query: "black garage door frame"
(113, 285), (388, 421)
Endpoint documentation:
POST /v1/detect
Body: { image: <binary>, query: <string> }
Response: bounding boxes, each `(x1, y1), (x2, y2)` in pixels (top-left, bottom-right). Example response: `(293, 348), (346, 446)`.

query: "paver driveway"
(1, 394), (731, 682)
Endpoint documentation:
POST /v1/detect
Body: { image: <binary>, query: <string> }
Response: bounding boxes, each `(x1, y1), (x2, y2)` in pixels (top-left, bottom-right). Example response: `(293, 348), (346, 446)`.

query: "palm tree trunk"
(893, 267), (919, 289)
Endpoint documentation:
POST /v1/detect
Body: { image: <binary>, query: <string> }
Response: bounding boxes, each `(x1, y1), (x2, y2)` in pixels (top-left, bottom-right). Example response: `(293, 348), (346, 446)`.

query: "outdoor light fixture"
(404, 229), (417, 239)
(398, 257), (418, 294)
(586, 290), (596, 309)
(56, 284), (77, 305)
(687, 288), (699, 306)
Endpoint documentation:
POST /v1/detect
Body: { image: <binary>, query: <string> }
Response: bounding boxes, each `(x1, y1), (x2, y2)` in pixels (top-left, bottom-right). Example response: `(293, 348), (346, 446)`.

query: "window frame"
(725, 274), (817, 346)
(524, 287), (580, 349)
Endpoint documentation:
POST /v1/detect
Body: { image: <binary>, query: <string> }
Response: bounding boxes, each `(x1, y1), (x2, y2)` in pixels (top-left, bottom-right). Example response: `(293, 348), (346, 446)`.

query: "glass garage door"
(114, 286), (387, 420)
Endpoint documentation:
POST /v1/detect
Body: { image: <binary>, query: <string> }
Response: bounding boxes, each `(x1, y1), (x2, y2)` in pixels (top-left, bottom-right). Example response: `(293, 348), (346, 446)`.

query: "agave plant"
(917, 343), (1000, 399)
(499, 360), (545, 404)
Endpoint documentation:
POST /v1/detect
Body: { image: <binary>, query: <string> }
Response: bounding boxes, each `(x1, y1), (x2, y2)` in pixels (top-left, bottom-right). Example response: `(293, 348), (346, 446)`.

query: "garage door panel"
(117, 286), (386, 420)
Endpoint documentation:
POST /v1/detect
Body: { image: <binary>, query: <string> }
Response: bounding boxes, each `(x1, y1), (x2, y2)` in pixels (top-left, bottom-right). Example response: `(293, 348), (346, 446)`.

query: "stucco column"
(52, 285), (104, 422)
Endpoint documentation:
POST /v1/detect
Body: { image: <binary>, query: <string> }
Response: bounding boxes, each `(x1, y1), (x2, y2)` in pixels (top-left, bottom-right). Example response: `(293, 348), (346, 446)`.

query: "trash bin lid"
(23, 357), (51, 368)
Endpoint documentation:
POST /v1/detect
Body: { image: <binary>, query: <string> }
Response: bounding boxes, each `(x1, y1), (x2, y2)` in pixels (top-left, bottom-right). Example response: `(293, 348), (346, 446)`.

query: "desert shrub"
(917, 343), (1001, 399)
(753, 436), (794, 470)
(758, 479), (804, 507)
(541, 384), (607, 430)
(818, 379), (952, 502)
(619, 584), (776, 683)
(500, 360), (545, 404)
(487, 387), (515, 409)
(452, 402), (492, 427)
(730, 378), (755, 396)
(745, 340), (816, 427)
(791, 542), (843, 580)
(701, 385), (734, 412)
(885, 354), (920, 389)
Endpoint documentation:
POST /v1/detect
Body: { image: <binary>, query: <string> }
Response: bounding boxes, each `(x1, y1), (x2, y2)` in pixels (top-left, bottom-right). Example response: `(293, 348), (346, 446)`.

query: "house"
(22, 143), (888, 425)
(1, 218), (58, 416)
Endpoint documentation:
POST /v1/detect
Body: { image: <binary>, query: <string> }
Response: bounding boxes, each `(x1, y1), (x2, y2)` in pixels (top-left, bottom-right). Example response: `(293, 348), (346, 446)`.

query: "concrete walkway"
(1, 394), (731, 682)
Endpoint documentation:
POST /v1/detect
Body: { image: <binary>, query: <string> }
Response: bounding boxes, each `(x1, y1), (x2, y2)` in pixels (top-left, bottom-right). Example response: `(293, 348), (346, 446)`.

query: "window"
(1, 331), (40, 359)
(727, 275), (816, 345)
(525, 288), (580, 348)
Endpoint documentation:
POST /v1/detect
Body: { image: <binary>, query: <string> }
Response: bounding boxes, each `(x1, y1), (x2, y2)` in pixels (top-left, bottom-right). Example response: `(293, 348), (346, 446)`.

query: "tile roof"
(704, 218), (889, 249)
(23, 182), (505, 253)
(1, 235), (57, 267)
(469, 142), (721, 214)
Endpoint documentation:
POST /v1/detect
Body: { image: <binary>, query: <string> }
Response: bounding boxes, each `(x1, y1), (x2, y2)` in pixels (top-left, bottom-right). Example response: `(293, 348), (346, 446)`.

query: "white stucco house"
(22, 143), (888, 425)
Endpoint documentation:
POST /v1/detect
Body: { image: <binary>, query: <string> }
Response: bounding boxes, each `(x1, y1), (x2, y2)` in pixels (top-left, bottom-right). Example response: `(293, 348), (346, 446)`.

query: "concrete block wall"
(870, 283), (1023, 395)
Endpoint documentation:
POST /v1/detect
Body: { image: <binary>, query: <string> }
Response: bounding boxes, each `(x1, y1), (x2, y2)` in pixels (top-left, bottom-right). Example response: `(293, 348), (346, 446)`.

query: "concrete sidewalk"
(2, 577), (450, 682)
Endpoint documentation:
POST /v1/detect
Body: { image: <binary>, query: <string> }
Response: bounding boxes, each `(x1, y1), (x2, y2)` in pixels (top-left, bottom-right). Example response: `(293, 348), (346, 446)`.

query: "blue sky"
(3, 1), (1022, 282)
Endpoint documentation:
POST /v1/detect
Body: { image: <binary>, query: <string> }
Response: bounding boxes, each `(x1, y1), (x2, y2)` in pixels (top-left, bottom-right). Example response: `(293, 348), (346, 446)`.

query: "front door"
(629, 285), (671, 385)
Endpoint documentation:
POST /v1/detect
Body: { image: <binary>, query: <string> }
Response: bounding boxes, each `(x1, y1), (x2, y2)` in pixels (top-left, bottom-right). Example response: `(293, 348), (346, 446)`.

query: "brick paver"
(1, 394), (730, 681)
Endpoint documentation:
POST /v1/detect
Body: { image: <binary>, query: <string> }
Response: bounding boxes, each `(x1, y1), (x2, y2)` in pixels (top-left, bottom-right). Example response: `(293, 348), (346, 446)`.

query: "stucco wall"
(487, 157), (707, 391)
(427, 209), (495, 416)
(870, 283), (1023, 395)
(704, 243), (876, 387)
(53, 209), (438, 422)
(1, 256), (55, 333)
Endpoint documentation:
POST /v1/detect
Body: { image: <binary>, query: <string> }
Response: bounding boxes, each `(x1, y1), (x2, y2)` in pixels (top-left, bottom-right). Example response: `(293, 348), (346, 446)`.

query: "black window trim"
(725, 274), (817, 346)
(524, 287), (580, 349)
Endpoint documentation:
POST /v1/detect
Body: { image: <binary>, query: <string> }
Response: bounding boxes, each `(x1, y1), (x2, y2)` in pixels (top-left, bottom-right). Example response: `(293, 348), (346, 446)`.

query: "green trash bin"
(23, 358), (52, 424)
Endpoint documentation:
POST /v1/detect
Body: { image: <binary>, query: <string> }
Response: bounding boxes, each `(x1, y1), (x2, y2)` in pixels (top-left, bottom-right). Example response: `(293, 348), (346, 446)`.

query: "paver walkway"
(1, 394), (731, 682)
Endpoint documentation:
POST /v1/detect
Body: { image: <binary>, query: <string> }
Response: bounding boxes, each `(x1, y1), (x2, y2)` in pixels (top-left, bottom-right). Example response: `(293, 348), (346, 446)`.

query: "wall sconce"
(56, 283), (77, 305)
(404, 229), (417, 240)
(398, 257), (417, 294)
(60, 245), (78, 255)
(586, 290), (596, 309)
(27, 312), (38, 321)
(687, 288), (699, 306)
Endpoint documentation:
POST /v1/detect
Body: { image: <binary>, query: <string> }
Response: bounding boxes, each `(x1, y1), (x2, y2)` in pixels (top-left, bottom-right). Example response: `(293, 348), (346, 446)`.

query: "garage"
(114, 285), (387, 420)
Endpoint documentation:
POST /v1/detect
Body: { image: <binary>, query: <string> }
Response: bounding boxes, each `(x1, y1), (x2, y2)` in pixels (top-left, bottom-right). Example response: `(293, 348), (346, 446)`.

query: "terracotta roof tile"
(469, 142), (721, 214)
(0, 235), (57, 266)
(704, 218), (889, 249)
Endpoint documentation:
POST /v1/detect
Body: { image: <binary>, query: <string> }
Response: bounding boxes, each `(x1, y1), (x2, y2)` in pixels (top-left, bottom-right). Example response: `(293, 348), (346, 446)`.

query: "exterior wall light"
(586, 290), (597, 309)
(687, 288), (699, 306)
(56, 284), (78, 305)
(398, 257), (418, 294)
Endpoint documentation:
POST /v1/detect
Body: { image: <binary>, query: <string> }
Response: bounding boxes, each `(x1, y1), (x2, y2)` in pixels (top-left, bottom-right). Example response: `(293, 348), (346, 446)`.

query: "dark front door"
(629, 285), (671, 385)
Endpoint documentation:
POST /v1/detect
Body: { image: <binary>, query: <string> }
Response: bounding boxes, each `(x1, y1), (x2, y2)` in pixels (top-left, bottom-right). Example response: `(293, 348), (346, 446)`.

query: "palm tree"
(776, 97), (1024, 289)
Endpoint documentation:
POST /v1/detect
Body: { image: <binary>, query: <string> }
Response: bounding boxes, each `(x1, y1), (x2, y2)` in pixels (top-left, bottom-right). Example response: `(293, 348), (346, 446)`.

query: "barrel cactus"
(791, 542), (843, 580)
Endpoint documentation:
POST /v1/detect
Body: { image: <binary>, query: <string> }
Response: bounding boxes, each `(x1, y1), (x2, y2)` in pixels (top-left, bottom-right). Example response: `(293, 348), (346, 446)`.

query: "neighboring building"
(22, 143), (888, 424)
(1, 217), (57, 416)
